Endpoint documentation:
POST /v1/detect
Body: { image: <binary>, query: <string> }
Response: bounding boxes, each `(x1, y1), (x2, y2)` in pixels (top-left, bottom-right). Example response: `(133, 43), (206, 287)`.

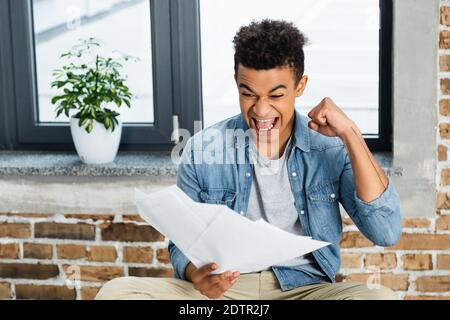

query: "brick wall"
(337, 217), (450, 300)
(0, 212), (449, 300)
(0, 213), (172, 300)
(1, 3), (450, 300)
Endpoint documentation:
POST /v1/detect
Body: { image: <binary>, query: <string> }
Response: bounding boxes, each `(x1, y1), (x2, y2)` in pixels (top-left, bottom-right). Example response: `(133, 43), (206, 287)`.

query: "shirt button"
(240, 211), (245, 215)
(300, 210), (305, 215)
(292, 172), (297, 177)
(330, 193), (336, 199)
(246, 172), (251, 177)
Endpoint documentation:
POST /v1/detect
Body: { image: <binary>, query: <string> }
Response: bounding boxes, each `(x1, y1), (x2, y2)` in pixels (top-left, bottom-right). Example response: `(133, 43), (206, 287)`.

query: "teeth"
(256, 119), (274, 123)
(253, 118), (277, 133)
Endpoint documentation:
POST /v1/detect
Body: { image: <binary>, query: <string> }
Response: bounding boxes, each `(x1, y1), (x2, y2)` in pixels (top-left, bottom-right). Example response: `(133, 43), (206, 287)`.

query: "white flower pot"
(70, 116), (122, 165)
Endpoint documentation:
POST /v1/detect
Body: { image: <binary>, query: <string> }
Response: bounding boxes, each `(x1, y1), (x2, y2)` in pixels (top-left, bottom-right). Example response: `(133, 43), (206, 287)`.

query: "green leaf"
(51, 96), (63, 104)
(78, 117), (88, 128)
(105, 117), (111, 129)
(86, 120), (93, 134)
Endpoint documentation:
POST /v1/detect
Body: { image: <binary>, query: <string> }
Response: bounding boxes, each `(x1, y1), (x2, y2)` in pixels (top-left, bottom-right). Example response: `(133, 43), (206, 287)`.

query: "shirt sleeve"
(338, 149), (403, 247)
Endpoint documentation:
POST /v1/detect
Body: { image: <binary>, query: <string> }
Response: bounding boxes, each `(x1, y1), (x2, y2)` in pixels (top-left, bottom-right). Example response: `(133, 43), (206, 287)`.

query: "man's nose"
(253, 97), (273, 117)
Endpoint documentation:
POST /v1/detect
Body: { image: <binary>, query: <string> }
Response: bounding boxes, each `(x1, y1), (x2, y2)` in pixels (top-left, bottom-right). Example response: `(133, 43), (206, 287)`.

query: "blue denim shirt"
(169, 111), (402, 291)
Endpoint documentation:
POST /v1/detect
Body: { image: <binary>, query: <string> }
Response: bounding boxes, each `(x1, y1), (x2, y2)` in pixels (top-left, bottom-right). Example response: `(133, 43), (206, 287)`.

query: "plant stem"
(94, 55), (100, 111)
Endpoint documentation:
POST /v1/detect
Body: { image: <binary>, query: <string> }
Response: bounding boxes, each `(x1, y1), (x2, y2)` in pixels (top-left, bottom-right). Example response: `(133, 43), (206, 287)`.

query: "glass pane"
(200, 0), (380, 135)
(32, 0), (154, 123)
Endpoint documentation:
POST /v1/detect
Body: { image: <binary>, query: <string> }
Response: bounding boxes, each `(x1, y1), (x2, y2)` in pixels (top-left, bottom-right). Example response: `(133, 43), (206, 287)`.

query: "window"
(0, 0), (203, 151)
(0, 0), (391, 152)
(33, 0), (155, 124)
(200, 0), (392, 151)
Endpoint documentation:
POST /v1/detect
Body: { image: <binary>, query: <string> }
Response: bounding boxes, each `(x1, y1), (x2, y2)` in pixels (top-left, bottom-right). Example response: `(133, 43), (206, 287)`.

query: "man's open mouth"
(252, 117), (279, 133)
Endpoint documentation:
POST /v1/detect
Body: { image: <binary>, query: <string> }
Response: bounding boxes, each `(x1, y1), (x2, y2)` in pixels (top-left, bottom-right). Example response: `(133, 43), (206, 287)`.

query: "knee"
(367, 285), (399, 300)
(95, 277), (134, 300)
(351, 284), (399, 300)
(336, 282), (400, 300)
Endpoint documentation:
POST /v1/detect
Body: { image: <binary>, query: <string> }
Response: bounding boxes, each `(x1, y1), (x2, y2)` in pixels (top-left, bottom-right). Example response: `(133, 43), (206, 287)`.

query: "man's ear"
(295, 75), (308, 97)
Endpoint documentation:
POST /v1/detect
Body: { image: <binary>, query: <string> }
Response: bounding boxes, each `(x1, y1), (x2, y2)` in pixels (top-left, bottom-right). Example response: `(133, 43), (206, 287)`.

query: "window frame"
(365, 0), (393, 152)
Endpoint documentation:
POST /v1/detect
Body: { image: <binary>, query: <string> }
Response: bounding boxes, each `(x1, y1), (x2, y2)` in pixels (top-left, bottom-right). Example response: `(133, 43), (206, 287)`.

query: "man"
(96, 19), (402, 300)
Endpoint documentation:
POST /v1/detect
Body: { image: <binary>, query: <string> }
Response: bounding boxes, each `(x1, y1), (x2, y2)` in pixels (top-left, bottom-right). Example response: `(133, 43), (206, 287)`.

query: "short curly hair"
(233, 19), (308, 84)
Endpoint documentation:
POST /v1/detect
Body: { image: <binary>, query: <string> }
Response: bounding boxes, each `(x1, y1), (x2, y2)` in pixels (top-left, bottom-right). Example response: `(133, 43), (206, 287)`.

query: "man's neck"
(253, 133), (293, 160)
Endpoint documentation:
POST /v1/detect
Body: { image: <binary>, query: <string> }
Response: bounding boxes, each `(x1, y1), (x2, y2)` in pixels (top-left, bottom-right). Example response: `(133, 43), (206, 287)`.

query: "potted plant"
(51, 38), (136, 165)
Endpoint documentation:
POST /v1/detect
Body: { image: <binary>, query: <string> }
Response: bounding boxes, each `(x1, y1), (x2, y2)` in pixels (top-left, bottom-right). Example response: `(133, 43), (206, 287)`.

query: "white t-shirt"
(247, 136), (314, 267)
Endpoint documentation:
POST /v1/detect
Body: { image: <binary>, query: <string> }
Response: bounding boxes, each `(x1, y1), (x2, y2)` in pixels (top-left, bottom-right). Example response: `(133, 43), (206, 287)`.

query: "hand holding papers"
(134, 185), (330, 274)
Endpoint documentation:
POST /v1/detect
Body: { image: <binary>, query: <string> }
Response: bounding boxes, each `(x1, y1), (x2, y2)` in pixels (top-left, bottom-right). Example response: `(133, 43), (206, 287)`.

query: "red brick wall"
(0, 213), (172, 300)
(337, 217), (450, 300)
(440, 4), (450, 160)
(1, 212), (449, 300)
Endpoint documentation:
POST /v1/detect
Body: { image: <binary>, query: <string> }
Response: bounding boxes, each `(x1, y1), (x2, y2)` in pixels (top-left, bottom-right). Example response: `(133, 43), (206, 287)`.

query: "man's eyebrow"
(269, 84), (287, 93)
(239, 83), (287, 93)
(239, 84), (255, 93)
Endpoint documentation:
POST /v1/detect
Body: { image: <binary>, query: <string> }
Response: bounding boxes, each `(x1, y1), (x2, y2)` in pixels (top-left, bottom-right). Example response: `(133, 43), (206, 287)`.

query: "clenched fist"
(307, 97), (356, 138)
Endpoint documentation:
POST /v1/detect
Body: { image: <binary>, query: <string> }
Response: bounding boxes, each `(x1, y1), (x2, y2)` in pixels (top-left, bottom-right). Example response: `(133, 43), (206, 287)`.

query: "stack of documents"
(134, 185), (330, 274)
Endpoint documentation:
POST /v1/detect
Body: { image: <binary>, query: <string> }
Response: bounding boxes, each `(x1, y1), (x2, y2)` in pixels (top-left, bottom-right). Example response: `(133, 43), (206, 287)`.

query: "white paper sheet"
(134, 185), (330, 274)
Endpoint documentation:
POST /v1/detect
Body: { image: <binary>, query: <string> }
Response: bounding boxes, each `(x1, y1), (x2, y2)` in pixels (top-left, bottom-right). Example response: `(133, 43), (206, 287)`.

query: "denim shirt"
(169, 111), (402, 291)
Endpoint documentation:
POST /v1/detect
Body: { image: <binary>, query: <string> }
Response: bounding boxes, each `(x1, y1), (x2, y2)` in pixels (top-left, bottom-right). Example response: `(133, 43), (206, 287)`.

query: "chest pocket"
(306, 180), (340, 203)
(306, 180), (341, 236)
(199, 188), (237, 207)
